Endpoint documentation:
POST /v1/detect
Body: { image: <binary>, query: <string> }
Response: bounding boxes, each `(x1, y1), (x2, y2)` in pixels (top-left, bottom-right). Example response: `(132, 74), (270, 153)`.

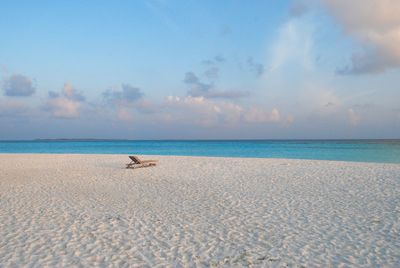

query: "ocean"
(1, 139), (400, 164)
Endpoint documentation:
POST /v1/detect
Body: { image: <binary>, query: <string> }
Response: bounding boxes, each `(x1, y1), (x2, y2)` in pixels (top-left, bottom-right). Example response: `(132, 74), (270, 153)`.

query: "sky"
(1, 0), (399, 139)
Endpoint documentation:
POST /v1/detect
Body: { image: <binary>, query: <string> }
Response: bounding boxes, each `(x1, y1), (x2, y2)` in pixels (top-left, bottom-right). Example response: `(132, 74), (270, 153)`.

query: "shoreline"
(1, 153), (399, 165)
(1, 140), (400, 165)
(1, 154), (399, 266)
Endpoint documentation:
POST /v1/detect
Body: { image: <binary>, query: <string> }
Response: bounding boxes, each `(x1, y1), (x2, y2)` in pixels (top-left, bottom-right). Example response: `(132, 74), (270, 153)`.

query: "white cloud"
(163, 95), (293, 126)
(163, 96), (242, 126)
(323, 0), (400, 74)
(269, 19), (314, 72)
(101, 84), (146, 122)
(243, 107), (280, 123)
(45, 83), (85, 119)
(47, 98), (81, 118)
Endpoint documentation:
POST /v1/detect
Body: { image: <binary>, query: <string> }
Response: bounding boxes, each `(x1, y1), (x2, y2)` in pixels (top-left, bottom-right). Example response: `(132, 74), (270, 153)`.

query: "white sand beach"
(0, 154), (399, 267)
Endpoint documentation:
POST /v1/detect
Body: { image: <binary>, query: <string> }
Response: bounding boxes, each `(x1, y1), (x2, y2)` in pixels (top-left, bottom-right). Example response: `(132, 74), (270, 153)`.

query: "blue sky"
(1, 0), (399, 139)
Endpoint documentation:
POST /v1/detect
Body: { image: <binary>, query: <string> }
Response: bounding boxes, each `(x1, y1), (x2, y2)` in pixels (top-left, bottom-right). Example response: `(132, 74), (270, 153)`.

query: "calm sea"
(0, 140), (400, 163)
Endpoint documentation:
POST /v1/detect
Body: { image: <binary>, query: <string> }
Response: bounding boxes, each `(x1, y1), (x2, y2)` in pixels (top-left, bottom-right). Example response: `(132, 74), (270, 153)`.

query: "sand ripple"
(0, 154), (399, 267)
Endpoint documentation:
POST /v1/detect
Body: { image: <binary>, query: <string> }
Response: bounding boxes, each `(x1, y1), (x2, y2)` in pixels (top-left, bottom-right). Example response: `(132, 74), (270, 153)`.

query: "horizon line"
(1, 138), (399, 142)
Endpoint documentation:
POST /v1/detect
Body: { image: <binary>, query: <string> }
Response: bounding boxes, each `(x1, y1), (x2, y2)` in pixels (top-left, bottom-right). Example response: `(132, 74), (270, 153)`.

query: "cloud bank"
(102, 84), (145, 121)
(163, 96), (292, 126)
(45, 83), (86, 119)
(103, 84), (144, 105)
(323, 0), (400, 74)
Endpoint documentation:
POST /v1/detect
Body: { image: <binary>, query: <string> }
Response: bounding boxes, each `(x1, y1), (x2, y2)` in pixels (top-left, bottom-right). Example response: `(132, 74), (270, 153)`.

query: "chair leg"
(126, 163), (155, 169)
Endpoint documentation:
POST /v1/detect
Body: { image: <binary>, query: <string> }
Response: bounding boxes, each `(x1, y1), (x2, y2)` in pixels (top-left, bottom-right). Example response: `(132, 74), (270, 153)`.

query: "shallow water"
(1, 139), (400, 163)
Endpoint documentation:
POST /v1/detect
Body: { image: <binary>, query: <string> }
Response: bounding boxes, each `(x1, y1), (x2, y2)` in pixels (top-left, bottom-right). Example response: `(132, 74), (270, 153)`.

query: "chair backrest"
(129, 156), (141, 164)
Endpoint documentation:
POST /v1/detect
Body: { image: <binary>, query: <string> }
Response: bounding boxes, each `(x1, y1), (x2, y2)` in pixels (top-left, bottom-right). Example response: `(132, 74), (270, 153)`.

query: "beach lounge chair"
(126, 155), (158, 169)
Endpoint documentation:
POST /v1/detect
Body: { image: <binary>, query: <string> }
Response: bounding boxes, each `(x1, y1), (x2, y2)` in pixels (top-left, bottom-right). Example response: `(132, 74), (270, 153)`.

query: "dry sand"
(0, 154), (399, 267)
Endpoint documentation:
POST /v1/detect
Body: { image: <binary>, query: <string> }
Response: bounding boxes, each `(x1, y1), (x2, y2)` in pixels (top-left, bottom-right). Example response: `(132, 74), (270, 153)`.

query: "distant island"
(34, 138), (123, 141)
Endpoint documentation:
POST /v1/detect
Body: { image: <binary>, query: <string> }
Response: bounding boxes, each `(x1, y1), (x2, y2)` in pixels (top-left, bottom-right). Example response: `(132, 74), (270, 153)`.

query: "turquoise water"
(0, 140), (400, 163)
